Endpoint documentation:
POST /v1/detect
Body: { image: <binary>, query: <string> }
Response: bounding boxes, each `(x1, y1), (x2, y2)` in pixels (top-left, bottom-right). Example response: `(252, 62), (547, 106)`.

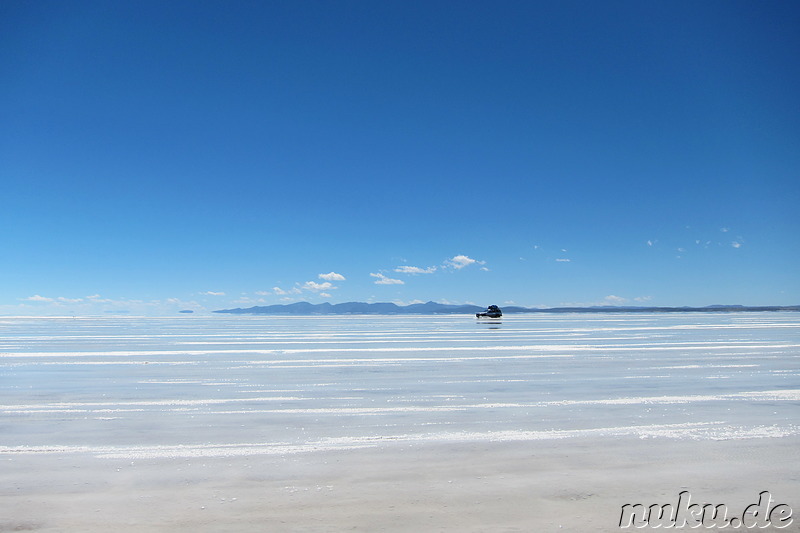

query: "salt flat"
(1, 313), (798, 531)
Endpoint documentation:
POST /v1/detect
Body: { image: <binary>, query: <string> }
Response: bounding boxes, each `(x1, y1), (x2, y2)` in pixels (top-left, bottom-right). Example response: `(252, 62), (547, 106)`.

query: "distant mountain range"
(214, 301), (800, 315)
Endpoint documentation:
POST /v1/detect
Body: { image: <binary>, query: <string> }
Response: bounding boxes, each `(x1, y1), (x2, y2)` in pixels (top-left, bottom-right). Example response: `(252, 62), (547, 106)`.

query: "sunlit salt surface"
(1, 313), (798, 458)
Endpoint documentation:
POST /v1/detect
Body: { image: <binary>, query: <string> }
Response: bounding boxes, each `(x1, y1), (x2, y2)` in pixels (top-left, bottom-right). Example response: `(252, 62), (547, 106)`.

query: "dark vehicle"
(476, 305), (502, 318)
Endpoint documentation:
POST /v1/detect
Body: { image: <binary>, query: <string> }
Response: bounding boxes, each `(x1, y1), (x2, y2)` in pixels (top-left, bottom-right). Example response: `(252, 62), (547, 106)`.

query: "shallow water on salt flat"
(1, 313), (798, 458)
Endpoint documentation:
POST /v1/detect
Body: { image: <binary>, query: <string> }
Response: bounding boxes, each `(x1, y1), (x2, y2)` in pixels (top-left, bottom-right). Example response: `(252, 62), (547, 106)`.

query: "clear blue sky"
(2, 0), (798, 315)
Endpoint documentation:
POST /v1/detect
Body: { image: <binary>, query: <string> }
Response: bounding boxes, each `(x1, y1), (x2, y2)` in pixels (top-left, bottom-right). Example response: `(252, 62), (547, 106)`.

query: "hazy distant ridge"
(214, 302), (800, 315)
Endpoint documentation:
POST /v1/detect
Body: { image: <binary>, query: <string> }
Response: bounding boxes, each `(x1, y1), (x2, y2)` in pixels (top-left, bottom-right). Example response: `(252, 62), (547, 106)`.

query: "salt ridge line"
(0, 361), (201, 366)
(168, 337), (608, 346)
(2, 422), (798, 459)
(0, 353), (577, 364)
(1, 396), (313, 410)
(4, 321), (796, 343)
(2, 320), (795, 335)
(165, 335), (796, 346)
(229, 352), (791, 367)
(236, 353), (578, 366)
(651, 364), (760, 369)
(3, 342), (799, 358)
(4, 333), (789, 348)
(166, 323), (798, 338)
(4, 389), (798, 414)
(0, 357), (790, 368)
(0, 332), (485, 342)
(3, 316), (796, 333)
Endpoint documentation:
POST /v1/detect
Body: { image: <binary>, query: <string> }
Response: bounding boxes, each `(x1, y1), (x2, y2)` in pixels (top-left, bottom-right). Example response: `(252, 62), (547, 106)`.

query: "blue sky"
(2, 0), (798, 315)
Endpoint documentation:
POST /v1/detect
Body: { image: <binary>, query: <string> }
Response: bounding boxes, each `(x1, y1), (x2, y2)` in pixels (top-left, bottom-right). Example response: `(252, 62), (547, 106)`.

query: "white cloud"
(555, 258), (571, 262)
(395, 265), (437, 274)
(370, 273), (404, 285)
(272, 286), (301, 295)
(23, 295), (54, 302)
(647, 240), (654, 246)
(230, 296), (267, 305)
(721, 227), (730, 232)
(202, 291), (226, 296)
(302, 281), (334, 292)
(22, 294), (84, 304)
(319, 292), (332, 298)
(604, 295), (628, 305)
(57, 297), (84, 303)
(445, 255), (485, 269)
(14, 294), (213, 315)
(319, 272), (346, 281)
(731, 241), (743, 248)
